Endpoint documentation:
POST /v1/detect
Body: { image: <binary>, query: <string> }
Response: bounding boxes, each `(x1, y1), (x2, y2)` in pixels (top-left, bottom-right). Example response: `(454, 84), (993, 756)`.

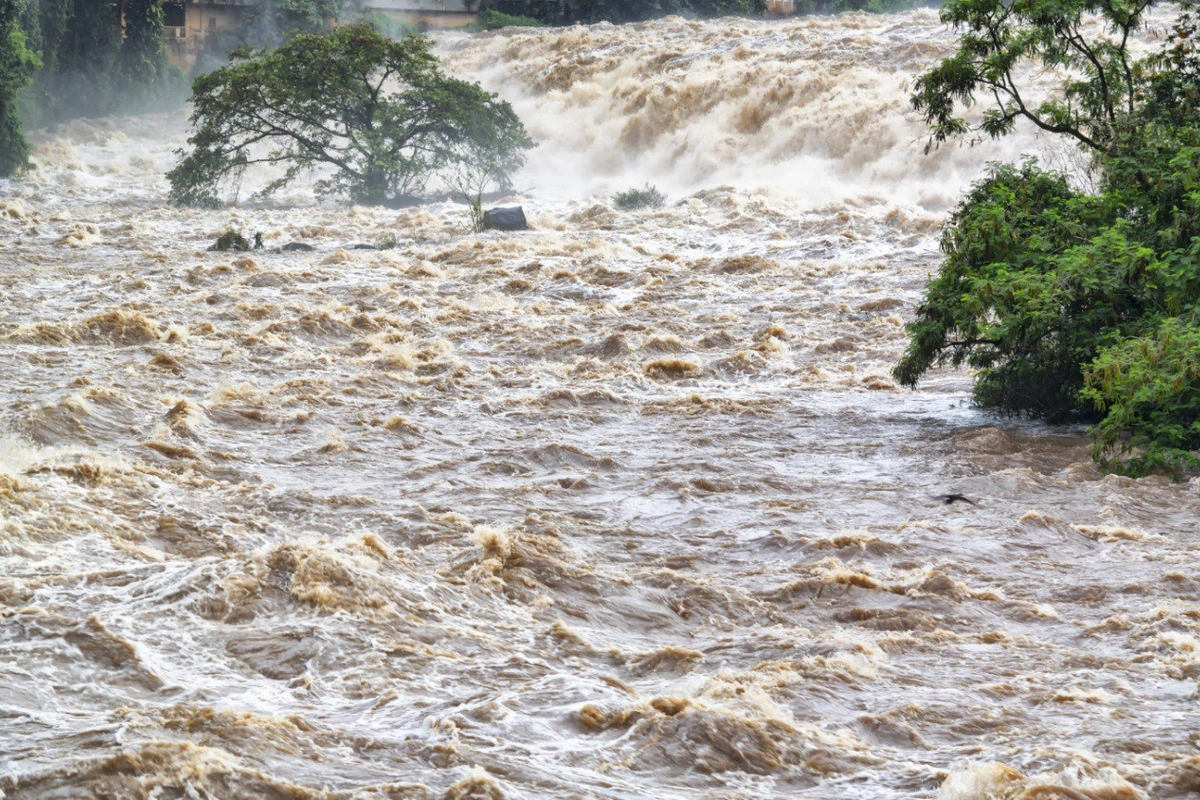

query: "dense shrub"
(613, 183), (666, 210)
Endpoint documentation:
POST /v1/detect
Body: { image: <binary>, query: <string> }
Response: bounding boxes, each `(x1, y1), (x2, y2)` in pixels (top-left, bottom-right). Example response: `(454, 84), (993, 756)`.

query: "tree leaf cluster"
(167, 23), (534, 209)
(897, 0), (1200, 476)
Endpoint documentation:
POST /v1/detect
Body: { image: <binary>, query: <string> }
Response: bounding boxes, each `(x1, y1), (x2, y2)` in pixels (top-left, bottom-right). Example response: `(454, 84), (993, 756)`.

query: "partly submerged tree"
(167, 24), (533, 207)
(896, 0), (1200, 475)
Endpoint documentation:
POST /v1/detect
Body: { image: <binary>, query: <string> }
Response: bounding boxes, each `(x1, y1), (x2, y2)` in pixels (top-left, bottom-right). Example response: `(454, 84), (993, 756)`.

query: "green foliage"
(910, 0), (1151, 154)
(208, 229), (252, 251)
(120, 0), (171, 101)
(1, 0), (39, 177)
(20, 0), (121, 121)
(167, 24), (534, 208)
(895, 161), (1141, 419)
(465, 193), (486, 233)
(1083, 317), (1200, 476)
(613, 183), (666, 210)
(898, 0), (1200, 476)
(477, 9), (545, 29)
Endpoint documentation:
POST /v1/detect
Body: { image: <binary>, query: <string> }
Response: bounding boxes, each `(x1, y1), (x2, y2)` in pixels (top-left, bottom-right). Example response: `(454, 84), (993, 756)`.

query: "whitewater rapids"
(1, 9), (1198, 800)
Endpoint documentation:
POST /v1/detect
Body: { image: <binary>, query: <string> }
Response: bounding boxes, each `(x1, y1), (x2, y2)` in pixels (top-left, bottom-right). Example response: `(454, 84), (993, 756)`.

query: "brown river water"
(2, 10), (1199, 799)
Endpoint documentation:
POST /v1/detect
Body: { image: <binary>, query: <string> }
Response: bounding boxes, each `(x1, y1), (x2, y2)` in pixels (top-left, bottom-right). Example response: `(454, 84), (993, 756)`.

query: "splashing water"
(1, 9), (1198, 800)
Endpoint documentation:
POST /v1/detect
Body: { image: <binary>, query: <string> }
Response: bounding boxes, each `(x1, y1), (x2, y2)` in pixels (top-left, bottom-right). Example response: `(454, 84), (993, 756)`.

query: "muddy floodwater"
(2, 9), (1199, 800)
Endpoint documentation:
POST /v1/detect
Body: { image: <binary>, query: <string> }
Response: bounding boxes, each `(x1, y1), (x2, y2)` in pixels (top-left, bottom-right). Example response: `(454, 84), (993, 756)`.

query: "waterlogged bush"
(208, 229), (253, 251)
(896, 0), (1200, 476)
(613, 184), (666, 211)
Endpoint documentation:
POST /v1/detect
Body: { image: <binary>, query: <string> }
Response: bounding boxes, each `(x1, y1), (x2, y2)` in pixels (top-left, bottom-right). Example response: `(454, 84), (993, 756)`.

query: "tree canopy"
(896, 0), (1200, 475)
(167, 24), (533, 208)
(910, 0), (1153, 154)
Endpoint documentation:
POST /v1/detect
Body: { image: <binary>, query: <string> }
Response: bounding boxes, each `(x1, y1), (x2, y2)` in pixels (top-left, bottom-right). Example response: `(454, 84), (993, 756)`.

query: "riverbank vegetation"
(897, 0), (1200, 475)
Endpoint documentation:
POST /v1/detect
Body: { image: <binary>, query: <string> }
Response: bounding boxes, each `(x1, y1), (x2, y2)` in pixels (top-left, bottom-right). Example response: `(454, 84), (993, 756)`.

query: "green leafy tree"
(167, 23), (533, 208)
(1, 0), (39, 176)
(120, 0), (168, 99)
(897, 0), (1200, 475)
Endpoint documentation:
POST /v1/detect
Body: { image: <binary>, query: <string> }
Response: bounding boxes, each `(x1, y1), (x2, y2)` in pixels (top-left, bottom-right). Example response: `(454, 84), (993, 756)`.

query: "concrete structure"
(162, 0), (480, 72)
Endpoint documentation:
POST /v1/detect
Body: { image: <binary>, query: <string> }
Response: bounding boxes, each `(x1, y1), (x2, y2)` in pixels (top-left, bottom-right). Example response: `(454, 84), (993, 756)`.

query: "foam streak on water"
(1, 9), (1198, 800)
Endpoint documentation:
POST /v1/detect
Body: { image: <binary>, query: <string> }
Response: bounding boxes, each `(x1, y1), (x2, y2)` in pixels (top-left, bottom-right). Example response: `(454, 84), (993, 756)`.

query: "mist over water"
(2, 10), (1199, 800)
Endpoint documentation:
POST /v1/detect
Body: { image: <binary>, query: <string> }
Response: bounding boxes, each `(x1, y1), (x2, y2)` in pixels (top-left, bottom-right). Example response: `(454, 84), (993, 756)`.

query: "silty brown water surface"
(1, 9), (1198, 799)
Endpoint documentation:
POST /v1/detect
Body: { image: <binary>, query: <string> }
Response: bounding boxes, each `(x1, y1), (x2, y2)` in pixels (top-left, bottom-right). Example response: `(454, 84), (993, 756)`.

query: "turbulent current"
(2, 9), (1200, 800)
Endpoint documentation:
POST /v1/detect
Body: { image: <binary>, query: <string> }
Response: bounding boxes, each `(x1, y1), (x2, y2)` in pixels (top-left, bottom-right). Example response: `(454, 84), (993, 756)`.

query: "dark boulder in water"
(483, 206), (528, 232)
(281, 242), (315, 252)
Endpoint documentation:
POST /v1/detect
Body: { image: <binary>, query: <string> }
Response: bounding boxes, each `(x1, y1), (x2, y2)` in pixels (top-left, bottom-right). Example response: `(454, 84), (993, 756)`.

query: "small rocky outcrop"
(482, 206), (528, 232)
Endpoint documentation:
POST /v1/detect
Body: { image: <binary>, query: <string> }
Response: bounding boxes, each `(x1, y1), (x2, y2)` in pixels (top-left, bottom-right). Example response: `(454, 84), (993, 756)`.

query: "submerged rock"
(483, 206), (528, 232)
(281, 242), (315, 252)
